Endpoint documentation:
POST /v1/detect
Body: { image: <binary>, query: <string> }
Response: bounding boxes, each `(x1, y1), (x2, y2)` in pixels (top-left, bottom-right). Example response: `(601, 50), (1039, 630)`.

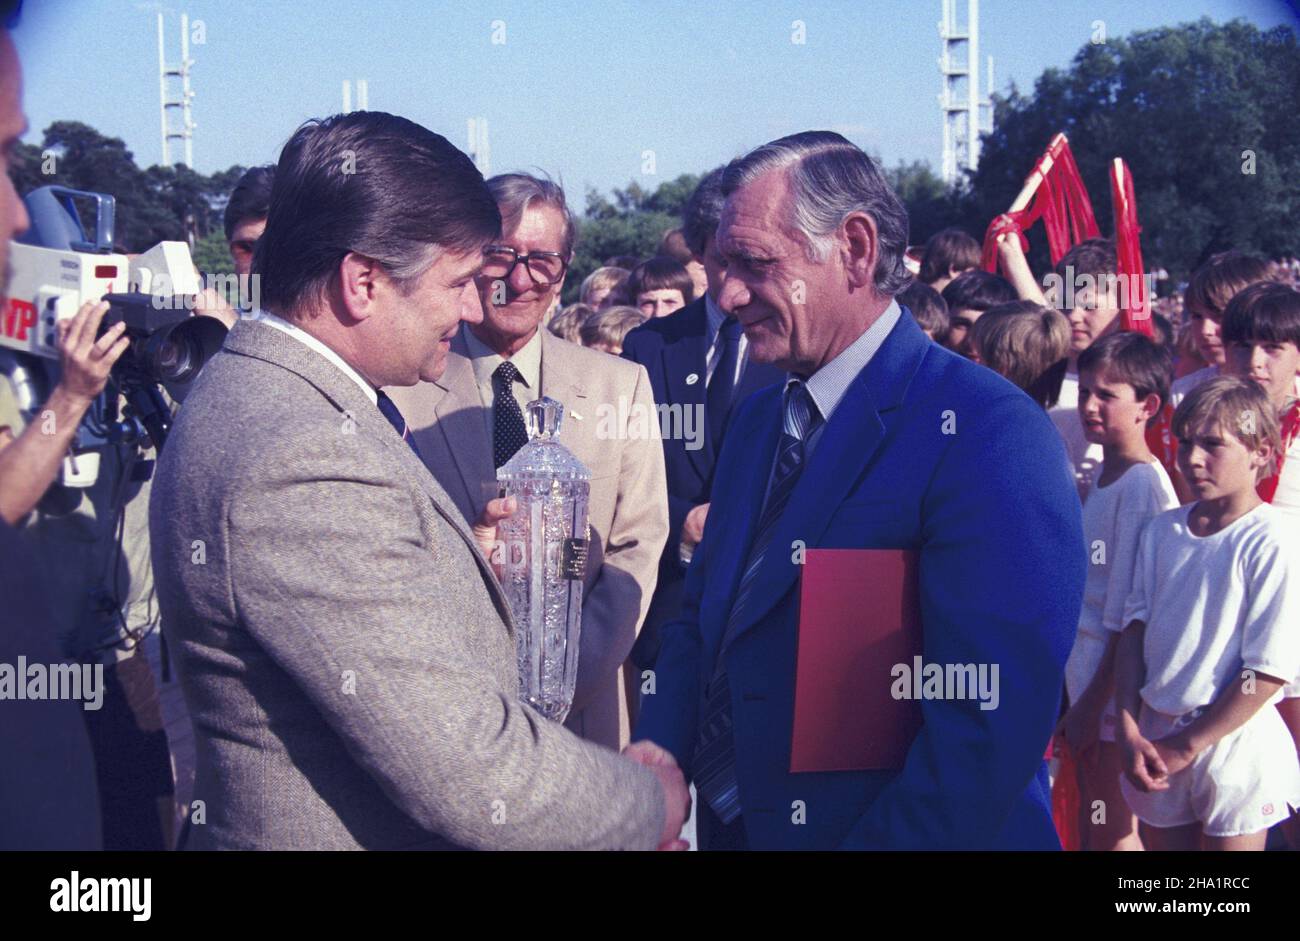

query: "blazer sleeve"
(571, 362), (670, 714)
(629, 389), (758, 770)
(841, 393), (1085, 849)
(225, 425), (665, 850)
(631, 537), (707, 773)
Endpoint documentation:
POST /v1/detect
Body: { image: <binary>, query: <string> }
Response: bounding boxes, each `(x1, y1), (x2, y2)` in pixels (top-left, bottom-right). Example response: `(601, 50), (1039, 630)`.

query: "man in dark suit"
(622, 168), (783, 669)
(631, 132), (1085, 850)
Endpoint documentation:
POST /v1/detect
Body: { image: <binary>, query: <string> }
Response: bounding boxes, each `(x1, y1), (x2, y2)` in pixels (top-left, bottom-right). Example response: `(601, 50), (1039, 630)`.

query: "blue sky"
(12, 0), (1299, 199)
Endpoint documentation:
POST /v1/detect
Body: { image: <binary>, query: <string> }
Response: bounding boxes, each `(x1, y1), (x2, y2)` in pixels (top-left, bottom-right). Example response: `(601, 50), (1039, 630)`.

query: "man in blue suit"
(629, 131), (1085, 850)
(622, 168), (784, 670)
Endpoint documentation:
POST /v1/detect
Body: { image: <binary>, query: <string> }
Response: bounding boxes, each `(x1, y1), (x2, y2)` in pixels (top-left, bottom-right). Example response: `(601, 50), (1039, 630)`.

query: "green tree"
(191, 230), (234, 279)
(33, 120), (177, 249)
(562, 174), (703, 303)
(8, 123), (250, 254)
(884, 158), (960, 246)
(963, 18), (1300, 280)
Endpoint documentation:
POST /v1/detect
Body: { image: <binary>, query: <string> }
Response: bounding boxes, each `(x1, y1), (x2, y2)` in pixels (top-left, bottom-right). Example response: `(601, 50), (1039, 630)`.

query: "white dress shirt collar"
(796, 299), (901, 425)
(464, 323), (543, 393)
(252, 309), (377, 404)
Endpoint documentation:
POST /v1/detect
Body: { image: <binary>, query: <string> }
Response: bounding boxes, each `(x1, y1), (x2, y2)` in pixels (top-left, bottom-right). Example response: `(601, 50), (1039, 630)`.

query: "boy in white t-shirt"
(1222, 280), (1300, 848)
(1056, 332), (1179, 850)
(1044, 239), (1124, 500)
(1115, 377), (1300, 850)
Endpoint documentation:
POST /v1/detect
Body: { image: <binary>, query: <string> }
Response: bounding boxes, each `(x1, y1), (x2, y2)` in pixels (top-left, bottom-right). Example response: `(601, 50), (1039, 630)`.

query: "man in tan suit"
(389, 173), (668, 751)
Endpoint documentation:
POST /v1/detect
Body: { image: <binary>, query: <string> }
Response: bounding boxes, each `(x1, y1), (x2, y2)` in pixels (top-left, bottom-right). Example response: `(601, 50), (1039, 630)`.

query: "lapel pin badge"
(686, 373), (700, 385)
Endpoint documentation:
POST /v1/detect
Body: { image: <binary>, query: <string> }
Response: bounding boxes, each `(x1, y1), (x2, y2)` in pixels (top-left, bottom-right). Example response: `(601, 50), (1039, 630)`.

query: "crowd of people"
(2, 7), (1298, 854)
(902, 225), (1300, 851)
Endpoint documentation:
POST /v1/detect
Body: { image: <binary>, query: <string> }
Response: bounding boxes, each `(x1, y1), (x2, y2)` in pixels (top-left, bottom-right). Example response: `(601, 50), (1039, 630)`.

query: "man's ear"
(841, 213), (878, 290)
(337, 252), (384, 323)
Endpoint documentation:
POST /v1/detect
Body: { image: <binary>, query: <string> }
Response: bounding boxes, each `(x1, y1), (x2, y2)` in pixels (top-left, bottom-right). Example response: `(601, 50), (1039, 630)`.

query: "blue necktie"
(693, 380), (822, 824)
(377, 391), (422, 460)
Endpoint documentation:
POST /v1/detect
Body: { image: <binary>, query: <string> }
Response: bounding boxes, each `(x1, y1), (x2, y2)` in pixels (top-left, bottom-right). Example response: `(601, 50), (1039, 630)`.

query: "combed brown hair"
(659, 228), (694, 265)
(1172, 376), (1281, 479)
(897, 280), (948, 338)
(919, 228), (980, 285)
(1185, 251), (1273, 322)
(970, 301), (1071, 408)
(627, 256), (695, 304)
(1054, 237), (1118, 282)
(941, 269), (1017, 314)
(547, 303), (592, 344)
(256, 112), (501, 318)
(1077, 331), (1173, 425)
(580, 305), (646, 350)
(579, 267), (630, 307)
(1221, 281), (1300, 347)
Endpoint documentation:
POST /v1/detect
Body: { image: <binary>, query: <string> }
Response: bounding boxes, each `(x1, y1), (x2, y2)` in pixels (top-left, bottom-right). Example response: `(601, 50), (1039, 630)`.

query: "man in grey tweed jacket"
(148, 111), (688, 850)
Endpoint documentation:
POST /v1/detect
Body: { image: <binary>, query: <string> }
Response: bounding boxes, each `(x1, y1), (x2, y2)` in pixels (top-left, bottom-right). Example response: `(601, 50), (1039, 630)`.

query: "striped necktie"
(693, 380), (822, 824)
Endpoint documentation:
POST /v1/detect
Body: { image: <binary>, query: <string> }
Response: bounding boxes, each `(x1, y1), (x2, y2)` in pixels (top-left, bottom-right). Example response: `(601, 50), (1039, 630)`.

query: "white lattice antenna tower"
(157, 12), (196, 168)
(342, 79), (369, 113)
(467, 118), (491, 177)
(938, 0), (993, 184)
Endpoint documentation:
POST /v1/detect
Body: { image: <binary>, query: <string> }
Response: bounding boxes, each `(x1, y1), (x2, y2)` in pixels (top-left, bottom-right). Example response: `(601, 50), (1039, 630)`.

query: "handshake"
(623, 740), (692, 851)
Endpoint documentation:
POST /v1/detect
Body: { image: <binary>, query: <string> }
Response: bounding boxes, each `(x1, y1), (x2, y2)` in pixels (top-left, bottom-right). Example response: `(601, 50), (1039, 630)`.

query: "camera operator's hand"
(192, 287), (238, 329)
(0, 300), (128, 525)
(55, 300), (129, 406)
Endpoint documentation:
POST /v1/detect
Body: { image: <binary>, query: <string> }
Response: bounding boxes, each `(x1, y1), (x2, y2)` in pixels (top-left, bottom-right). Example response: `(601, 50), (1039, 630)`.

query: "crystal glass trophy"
(496, 396), (591, 723)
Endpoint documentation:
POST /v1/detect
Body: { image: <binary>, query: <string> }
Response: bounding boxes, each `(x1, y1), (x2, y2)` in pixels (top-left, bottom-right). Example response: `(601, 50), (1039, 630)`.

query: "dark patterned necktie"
(693, 380), (822, 824)
(707, 316), (743, 449)
(493, 361), (529, 469)
(376, 390), (422, 460)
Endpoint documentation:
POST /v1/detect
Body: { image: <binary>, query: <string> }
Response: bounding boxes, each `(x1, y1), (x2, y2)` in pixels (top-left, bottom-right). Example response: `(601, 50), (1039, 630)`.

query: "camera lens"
(146, 327), (202, 385)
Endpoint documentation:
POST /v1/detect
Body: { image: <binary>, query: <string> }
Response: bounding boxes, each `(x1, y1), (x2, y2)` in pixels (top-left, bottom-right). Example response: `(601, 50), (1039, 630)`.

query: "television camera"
(0, 186), (227, 487)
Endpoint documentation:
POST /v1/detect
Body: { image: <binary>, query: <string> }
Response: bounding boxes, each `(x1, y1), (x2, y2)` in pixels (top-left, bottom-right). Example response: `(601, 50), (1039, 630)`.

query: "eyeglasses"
(480, 246), (567, 286)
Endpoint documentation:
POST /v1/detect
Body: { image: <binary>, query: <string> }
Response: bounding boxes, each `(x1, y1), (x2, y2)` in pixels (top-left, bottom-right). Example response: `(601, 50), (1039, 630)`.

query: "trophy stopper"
(525, 396), (564, 440)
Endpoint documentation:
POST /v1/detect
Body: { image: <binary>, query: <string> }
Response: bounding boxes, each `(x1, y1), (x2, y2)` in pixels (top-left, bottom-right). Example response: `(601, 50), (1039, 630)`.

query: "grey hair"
(681, 166), (726, 256)
(485, 172), (577, 261)
(720, 131), (911, 296)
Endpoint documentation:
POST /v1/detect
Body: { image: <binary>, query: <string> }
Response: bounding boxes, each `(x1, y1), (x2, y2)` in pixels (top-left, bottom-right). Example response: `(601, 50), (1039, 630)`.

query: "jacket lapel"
(701, 385), (784, 654)
(224, 320), (515, 635)
(720, 312), (931, 652)
(661, 301), (712, 476)
(431, 328), (497, 521)
(538, 329), (589, 425)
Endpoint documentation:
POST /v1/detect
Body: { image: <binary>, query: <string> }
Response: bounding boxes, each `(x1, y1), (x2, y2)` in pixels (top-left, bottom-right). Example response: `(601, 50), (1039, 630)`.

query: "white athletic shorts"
(1120, 701), (1300, 837)
(1064, 630), (1118, 743)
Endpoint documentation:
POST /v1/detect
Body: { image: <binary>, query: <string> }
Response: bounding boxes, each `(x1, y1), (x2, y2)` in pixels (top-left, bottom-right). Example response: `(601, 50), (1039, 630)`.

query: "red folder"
(790, 548), (923, 772)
